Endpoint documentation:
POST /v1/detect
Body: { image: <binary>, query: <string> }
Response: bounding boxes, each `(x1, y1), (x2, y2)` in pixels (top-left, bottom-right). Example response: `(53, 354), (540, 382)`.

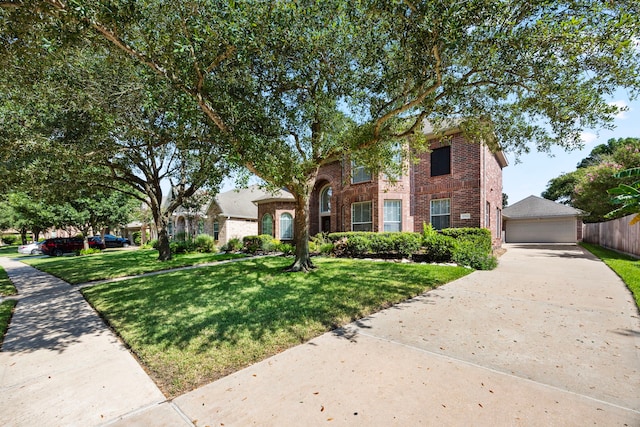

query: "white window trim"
(430, 198), (451, 230)
(280, 213), (293, 240)
(351, 161), (372, 184)
(383, 200), (402, 232)
(351, 201), (373, 231)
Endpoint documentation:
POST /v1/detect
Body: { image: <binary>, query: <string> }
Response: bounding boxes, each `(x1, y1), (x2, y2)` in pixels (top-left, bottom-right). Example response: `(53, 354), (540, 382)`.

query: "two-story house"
(256, 127), (508, 248)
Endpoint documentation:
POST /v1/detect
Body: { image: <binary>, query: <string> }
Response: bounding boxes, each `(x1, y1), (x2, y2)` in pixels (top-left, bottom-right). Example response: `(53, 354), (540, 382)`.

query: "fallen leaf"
(321, 406), (325, 412)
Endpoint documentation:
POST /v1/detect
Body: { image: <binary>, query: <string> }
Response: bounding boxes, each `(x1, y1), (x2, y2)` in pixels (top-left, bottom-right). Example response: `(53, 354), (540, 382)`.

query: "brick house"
(169, 186), (272, 246)
(256, 129), (508, 248)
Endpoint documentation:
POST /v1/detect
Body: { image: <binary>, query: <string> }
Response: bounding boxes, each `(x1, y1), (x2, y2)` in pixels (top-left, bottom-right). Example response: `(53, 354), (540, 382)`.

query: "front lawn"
(21, 249), (247, 284)
(0, 266), (17, 296)
(581, 243), (640, 309)
(0, 299), (17, 347)
(82, 256), (471, 397)
(0, 245), (22, 259)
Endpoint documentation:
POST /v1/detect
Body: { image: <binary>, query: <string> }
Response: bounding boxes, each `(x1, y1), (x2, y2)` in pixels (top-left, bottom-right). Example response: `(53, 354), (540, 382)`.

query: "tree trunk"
(155, 213), (172, 261)
(19, 227), (28, 245)
(286, 191), (315, 272)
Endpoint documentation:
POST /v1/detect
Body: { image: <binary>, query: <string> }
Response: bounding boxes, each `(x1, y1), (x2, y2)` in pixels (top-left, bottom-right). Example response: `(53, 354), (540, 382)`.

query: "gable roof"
(252, 188), (295, 204)
(503, 195), (584, 219)
(213, 185), (272, 219)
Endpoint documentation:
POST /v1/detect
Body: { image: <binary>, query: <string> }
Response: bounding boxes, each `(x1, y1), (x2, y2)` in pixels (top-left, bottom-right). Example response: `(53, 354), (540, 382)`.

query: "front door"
(321, 216), (331, 233)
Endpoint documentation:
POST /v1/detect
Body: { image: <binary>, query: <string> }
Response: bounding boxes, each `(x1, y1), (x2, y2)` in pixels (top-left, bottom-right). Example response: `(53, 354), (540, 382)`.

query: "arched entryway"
(319, 184), (332, 233)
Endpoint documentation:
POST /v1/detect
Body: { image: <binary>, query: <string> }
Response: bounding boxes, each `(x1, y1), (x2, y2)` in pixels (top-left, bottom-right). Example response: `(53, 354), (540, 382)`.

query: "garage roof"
(503, 195), (584, 219)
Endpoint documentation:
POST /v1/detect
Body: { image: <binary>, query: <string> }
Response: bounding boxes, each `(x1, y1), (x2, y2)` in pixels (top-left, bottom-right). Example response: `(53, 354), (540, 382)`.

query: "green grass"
(82, 256), (471, 397)
(20, 249), (248, 284)
(0, 299), (17, 346)
(581, 243), (640, 309)
(0, 245), (22, 259)
(0, 265), (17, 296)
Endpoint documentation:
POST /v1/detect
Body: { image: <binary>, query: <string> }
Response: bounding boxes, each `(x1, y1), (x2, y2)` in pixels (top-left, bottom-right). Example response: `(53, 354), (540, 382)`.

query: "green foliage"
(441, 228), (493, 254)
(276, 243), (295, 256)
(607, 167), (640, 225)
(243, 235), (278, 254)
(147, 239), (159, 250)
(422, 233), (457, 263)
(0, 265), (17, 296)
(1, 235), (18, 245)
(223, 238), (243, 253)
(170, 240), (196, 255)
(581, 243), (640, 309)
(82, 256), (470, 395)
(451, 240), (498, 270)
(543, 138), (640, 222)
(0, 300), (17, 346)
(80, 248), (102, 256)
(194, 234), (217, 253)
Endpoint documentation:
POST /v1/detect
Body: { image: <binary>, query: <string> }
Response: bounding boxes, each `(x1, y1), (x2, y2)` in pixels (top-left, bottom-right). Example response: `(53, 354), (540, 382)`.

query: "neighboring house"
(171, 185), (272, 245)
(503, 195), (584, 243)
(256, 127), (508, 248)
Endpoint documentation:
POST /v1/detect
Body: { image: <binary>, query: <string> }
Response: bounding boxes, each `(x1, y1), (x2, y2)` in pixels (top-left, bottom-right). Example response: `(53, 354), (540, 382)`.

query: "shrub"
(422, 233), (456, 262)
(441, 228), (492, 254)
(148, 239), (159, 250)
(276, 242), (295, 255)
(224, 238), (243, 252)
(132, 231), (150, 246)
(195, 234), (217, 253)
(2, 235), (18, 245)
(243, 235), (278, 254)
(319, 243), (334, 255)
(170, 240), (196, 254)
(174, 231), (188, 242)
(80, 248), (102, 256)
(452, 240), (498, 270)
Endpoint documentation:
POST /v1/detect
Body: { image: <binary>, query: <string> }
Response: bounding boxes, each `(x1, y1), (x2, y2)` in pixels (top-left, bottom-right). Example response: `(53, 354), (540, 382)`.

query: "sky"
(502, 90), (639, 206)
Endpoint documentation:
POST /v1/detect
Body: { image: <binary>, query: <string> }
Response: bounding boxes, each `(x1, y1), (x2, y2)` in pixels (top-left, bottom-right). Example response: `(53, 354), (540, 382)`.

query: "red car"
(40, 237), (105, 256)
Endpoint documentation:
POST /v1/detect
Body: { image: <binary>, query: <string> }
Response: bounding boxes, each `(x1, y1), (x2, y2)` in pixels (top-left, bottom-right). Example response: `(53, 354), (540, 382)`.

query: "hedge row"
(325, 228), (497, 270)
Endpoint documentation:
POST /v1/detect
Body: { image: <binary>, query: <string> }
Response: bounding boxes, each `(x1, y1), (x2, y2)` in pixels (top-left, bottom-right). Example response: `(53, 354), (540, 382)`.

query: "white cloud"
(608, 100), (629, 120)
(580, 131), (598, 146)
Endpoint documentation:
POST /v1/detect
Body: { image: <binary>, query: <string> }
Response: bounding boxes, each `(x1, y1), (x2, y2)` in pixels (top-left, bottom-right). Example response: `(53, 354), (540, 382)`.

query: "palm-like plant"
(607, 168), (640, 225)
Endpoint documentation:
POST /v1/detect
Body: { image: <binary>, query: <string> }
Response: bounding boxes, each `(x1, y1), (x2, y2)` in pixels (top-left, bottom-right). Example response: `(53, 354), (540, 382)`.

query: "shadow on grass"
(82, 257), (470, 394)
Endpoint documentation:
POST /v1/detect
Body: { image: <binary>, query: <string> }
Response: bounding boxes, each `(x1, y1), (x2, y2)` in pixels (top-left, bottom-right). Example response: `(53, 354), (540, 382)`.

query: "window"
(261, 214), (273, 237)
(430, 146), (451, 176)
(383, 200), (402, 232)
(213, 220), (219, 240)
(198, 218), (205, 235)
(280, 213), (293, 239)
(496, 207), (502, 238)
(486, 201), (490, 228)
(167, 221), (174, 237)
(320, 185), (332, 214)
(352, 201), (372, 231)
(351, 161), (372, 184)
(430, 199), (450, 230)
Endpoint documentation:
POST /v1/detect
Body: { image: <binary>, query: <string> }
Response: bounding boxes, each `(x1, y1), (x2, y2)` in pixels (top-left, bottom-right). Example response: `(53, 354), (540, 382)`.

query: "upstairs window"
(351, 161), (372, 184)
(431, 146), (451, 176)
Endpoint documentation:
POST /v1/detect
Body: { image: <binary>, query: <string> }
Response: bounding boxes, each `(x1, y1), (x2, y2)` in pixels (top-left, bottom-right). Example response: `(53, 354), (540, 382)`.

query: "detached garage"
(503, 196), (584, 243)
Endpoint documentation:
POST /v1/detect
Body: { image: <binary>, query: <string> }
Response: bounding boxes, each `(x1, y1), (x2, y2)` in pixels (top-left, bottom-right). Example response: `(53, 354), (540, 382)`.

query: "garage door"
(506, 218), (576, 243)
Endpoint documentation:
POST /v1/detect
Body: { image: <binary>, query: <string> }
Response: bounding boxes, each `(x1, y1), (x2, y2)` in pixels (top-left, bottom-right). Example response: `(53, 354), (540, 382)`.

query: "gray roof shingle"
(503, 195), (584, 219)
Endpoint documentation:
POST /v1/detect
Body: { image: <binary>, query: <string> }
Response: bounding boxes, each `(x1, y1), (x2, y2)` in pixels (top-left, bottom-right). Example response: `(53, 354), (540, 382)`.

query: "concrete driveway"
(2, 244), (639, 426)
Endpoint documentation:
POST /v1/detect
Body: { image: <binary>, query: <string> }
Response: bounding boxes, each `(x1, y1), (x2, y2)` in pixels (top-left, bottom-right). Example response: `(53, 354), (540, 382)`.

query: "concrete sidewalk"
(2, 244), (640, 426)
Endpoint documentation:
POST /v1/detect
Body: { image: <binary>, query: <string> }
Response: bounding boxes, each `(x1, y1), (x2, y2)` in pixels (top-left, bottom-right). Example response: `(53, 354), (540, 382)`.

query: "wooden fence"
(582, 214), (640, 258)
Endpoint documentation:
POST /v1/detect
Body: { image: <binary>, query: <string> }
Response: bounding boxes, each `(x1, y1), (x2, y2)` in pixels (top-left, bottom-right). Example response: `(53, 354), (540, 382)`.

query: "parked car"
(17, 241), (44, 255)
(88, 236), (107, 250)
(40, 237), (105, 256)
(100, 234), (131, 248)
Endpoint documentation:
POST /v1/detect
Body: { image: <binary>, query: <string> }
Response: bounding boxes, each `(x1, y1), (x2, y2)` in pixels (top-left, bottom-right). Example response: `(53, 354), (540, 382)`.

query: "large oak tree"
(2, 1), (639, 270)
